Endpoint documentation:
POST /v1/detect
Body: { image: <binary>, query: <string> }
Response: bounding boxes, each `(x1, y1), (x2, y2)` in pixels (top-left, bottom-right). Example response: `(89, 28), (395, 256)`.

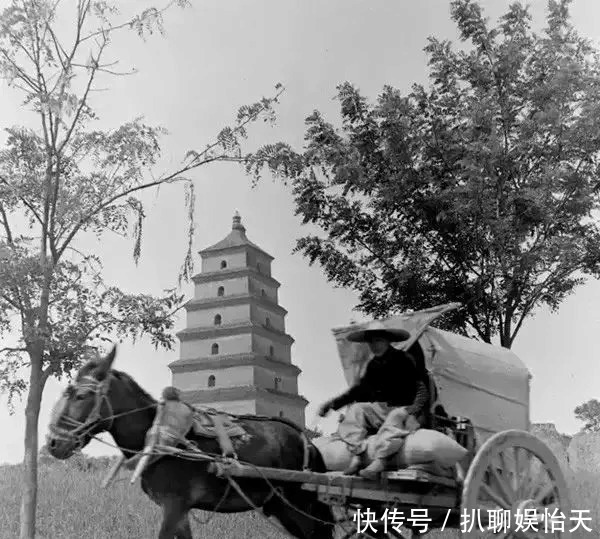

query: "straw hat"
(346, 320), (410, 343)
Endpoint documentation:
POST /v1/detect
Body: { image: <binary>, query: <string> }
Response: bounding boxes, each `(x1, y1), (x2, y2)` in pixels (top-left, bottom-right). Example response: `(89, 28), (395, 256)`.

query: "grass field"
(0, 457), (597, 538)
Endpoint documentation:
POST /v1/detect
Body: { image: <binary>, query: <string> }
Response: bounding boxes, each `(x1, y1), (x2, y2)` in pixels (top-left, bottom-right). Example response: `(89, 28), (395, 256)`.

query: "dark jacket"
(329, 346), (430, 416)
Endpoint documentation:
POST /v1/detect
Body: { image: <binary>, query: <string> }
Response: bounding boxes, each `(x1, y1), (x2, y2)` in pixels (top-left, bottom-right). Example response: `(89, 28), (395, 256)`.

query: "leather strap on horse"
(211, 412), (237, 459)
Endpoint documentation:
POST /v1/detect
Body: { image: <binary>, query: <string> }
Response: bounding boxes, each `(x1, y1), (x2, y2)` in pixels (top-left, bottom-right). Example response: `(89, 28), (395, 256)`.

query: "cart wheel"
(461, 430), (571, 538)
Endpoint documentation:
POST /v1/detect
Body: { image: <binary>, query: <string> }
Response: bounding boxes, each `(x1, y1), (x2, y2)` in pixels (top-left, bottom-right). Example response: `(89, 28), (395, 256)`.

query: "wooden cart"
(210, 303), (572, 538)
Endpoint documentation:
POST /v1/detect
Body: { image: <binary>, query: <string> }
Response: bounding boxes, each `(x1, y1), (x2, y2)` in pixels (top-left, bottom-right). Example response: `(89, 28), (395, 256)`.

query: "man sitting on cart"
(317, 321), (430, 479)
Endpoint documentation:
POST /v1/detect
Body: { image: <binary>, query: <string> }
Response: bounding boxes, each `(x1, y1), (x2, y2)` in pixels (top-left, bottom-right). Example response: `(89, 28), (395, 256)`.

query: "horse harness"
(48, 374), (115, 448)
(148, 396), (313, 472)
(49, 374), (313, 475)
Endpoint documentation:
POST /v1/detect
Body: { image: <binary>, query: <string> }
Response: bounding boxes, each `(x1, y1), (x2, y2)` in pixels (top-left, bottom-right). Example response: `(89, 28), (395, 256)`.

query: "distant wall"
(567, 431), (600, 472)
(530, 422), (600, 475)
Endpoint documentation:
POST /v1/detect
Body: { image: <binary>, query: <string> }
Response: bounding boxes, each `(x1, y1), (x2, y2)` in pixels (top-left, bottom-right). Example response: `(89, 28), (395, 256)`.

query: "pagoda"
(169, 212), (307, 426)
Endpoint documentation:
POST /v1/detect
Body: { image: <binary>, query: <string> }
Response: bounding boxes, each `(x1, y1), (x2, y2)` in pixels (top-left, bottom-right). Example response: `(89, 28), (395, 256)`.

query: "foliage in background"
(248, 0), (600, 349)
(574, 399), (600, 433)
(0, 1), (282, 536)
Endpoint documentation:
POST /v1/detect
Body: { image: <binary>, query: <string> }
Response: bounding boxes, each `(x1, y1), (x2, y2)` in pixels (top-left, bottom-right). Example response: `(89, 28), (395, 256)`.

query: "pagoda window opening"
(265, 317), (271, 328)
(279, 411), (284, 418)
(217, 286), (224, 297)
(269, 345), (274, 357)
(261, 289), (266, 297)
(211, 343), (219, 355)
(220, 260), (227, 269)
(257, 263), (261, 273)
(208, 375), (216, 387)
(274, 377), (281, 391)
(214, 314), (222, 326)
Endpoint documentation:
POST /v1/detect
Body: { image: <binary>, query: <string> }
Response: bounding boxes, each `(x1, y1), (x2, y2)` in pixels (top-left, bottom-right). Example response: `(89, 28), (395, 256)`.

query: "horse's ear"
(95, 344), (117, 379)
(104, 344), (117, 367)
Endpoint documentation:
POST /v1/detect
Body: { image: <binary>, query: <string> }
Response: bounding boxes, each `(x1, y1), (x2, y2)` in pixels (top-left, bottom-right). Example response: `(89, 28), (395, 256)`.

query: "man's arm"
(328, 382), (367, 411)
(404, 379), (430, 416)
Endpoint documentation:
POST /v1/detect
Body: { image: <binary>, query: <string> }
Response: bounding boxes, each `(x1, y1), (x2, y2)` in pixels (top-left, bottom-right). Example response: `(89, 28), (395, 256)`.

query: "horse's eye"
(75, 393), (87, 401)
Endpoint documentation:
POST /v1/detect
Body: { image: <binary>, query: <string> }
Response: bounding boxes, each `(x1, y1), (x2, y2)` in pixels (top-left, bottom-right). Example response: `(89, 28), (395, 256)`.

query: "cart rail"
(208, 460), (461, 509)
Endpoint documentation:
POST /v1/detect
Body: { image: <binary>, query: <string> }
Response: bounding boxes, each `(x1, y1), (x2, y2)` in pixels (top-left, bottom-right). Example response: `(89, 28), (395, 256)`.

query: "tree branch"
(0, 203), (14, 244)
(185, 85), (285, 169)
(71, 62), (137, 76)
(55, 153), (236, 260)
(0, 347), (27, 354)
(56, 38), (106, 155)
(45, 25), (68, 70)
(0, 176), (44, 226)
(1, 293), (21, 311)
(80, 1), (178, 43)
(0, 49), (40, 93)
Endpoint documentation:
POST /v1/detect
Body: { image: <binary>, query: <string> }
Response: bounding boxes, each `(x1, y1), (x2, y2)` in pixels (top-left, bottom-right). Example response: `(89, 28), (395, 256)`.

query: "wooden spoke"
(513, 447), (529, 498)
(481, 482), (512, 510)
(488, 462), (516, 506)
(498, 450), (513, 484)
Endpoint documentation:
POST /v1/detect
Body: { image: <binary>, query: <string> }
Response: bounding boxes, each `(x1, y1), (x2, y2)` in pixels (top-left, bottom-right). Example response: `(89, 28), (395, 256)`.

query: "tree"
(248, 0), (600, 348)
(0, 2), (282, 537)
(574, 399), (600, 432)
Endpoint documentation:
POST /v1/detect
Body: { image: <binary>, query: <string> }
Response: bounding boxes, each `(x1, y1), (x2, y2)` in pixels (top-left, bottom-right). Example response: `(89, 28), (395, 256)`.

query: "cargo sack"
(396, 428), (468, 467)
(313, 429), (467, 472)
(313, 434), (353, 472)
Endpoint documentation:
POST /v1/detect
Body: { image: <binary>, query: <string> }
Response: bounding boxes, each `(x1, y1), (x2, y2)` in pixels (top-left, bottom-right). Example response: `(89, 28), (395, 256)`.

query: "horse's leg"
(158, 499), (190, 539)
(265, 497), (306, 538)
(265, 488), (334, 539)
(174, 513), (193, 539)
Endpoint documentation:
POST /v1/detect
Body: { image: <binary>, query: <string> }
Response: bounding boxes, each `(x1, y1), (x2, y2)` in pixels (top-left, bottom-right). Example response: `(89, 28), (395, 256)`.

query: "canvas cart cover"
(332, 303), (531, 444)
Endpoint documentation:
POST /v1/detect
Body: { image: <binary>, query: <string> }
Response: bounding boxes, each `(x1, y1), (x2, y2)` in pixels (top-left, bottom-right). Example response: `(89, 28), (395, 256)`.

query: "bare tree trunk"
(20, 176), (54, 538)
(19, 359), (44, 539)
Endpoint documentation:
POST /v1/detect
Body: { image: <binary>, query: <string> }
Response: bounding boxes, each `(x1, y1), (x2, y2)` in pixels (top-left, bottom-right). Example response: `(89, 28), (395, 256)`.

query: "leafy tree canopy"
(249, 0), (600, 348)
(0, 0), (282, 406)
(0, 3), (283, 535)
(574, 399), (600, 433)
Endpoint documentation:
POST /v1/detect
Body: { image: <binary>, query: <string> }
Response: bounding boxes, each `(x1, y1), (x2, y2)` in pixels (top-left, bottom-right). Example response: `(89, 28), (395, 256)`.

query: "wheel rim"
(461, 430), (571, 538)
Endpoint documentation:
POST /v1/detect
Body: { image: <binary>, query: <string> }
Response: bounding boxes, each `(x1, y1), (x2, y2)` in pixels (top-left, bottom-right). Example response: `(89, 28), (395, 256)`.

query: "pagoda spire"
(232, 211), (245, 232)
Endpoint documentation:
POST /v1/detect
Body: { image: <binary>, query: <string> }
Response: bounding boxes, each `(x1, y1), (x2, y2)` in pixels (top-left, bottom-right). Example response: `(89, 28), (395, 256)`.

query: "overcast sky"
(1, 0), (600, 464)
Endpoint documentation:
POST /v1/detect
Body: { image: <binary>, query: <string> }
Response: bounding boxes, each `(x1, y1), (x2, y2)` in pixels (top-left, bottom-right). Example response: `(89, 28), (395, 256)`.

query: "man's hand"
(405, 414), (420, 433)
(394, 406), (409, 420)
(317, 400), (334, 417)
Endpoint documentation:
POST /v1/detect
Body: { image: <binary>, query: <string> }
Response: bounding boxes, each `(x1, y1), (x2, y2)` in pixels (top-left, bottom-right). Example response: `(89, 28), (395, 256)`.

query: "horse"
(45, 345), (335, 539)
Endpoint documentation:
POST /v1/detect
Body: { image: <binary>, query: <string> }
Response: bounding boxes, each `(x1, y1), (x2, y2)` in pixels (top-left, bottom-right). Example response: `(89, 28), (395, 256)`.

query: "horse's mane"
(110, 369), (157, 404)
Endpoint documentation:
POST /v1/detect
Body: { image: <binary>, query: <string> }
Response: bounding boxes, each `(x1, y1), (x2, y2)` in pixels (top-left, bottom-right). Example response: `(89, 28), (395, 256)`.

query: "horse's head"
(46, 344), (118, 459)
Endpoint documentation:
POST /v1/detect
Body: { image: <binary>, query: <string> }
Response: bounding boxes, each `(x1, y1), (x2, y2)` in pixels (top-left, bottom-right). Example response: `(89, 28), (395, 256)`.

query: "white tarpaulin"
(331, 303), (531, 445)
